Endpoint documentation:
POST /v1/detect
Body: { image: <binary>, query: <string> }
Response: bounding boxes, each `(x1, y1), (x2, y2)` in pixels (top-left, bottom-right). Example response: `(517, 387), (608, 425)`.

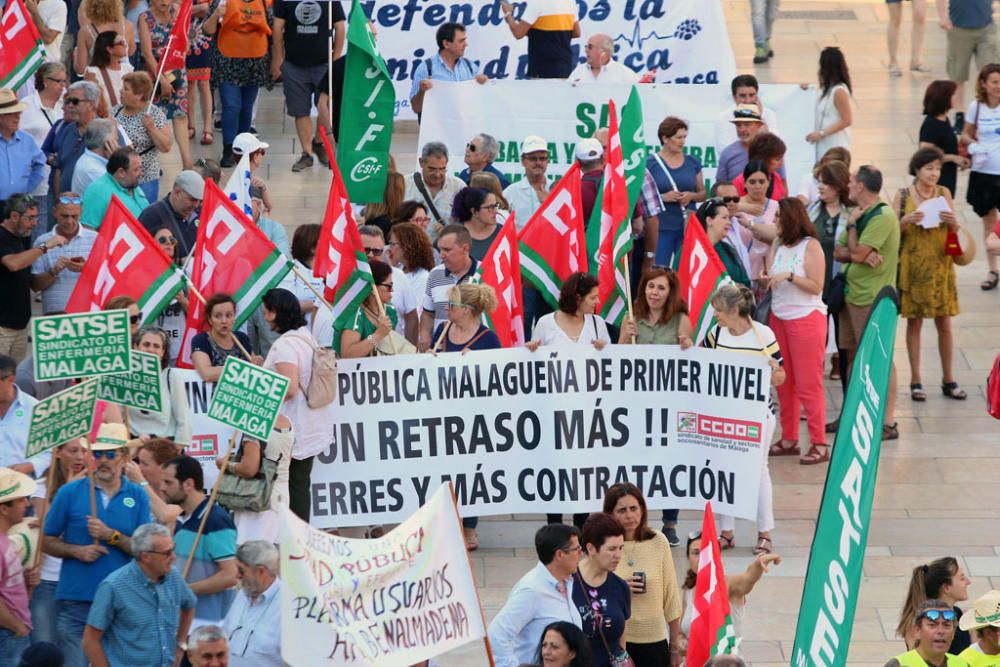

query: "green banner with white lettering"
(338, 0), (395, 203)
(208, 357), (289, 441)
(791, 288), (899, 666)
(32, 310), (132, 382)
(97, 350), (163, 413)
(26, 380), (99, 458)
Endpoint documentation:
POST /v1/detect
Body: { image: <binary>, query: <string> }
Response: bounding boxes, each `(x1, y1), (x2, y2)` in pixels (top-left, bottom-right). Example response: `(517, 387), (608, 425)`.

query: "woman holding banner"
(703, 284), (785, 555)
(123, 326), (191, 445)
(602, 483), (682, 666)
(191, 293), (259, 383)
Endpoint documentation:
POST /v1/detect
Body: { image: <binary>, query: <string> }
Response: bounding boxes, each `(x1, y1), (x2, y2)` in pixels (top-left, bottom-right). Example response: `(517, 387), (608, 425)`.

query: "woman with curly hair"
(387, 222), (435, 309)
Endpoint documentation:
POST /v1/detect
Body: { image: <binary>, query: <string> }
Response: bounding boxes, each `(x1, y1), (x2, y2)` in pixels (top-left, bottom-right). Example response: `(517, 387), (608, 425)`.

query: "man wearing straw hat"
(0, 467), (39, 664)
(43, 422), (151, 667)
(958, 591), (1000, 665)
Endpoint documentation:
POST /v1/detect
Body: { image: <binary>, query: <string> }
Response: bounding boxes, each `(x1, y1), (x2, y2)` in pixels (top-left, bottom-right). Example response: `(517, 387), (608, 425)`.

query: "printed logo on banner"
(189, 434), (217, 456)
(676, 412), (762, 448)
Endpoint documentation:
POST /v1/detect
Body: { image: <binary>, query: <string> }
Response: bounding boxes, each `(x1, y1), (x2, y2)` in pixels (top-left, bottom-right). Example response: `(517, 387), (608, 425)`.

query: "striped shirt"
(173, 498), (236, 622)
(703, 322), (782, 413)
(522, 0), (577, 78)
(422, 259), (479, 331)
(31, 227), (98, 314)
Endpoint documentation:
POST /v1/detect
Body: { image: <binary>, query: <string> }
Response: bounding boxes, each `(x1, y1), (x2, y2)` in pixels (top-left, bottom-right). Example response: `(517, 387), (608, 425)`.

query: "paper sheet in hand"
(917, 196), (950, 229)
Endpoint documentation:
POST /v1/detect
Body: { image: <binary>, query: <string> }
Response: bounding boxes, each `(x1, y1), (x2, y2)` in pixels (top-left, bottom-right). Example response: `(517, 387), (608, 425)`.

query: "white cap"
(232, 133), (269, 155)
(575, 138), (604, 161)
(520, 135), (548, 156)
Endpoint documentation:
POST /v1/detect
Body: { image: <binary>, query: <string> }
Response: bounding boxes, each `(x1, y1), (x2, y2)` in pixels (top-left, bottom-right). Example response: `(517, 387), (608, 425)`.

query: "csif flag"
(0, 0), (46, 90)
(65, 196), (184, 323)
(223, 151), (253, 219)
(314, 132), (374, 328)
(177, 180), (291, 367)
(686, 502), (737, 666)
(593, 98), (633, 326)
(158, 0), (193, 73)
(518, 163), (588, 309)
(677, 213), (732, 343)
(473, 214), (524, 347)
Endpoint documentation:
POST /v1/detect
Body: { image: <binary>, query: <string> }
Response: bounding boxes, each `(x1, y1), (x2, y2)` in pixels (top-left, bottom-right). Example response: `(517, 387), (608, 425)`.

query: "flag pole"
(290, 264), (333, 311)
(368, 286), (398, 354)
(181, 273), (256, 362)
(31, 461), (60, 572)
(431, 321), (451, 353)
(622, 255), (636, 344)
(85, 438), (99, 546)
(182, 430), (239, 580)
(147, 35), (173, 115)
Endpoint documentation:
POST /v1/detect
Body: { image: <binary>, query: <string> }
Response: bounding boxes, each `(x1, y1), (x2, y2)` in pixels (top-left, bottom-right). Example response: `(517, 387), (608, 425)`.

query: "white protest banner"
(354, 0), (736, 120)
(32, 310), (132, 381)
(310, 345), (771, 528)
(418, 80), (816, 196)
(280, 484), (488, 666)
(97, 350), (163, 413)
(175, 368), (228, 490)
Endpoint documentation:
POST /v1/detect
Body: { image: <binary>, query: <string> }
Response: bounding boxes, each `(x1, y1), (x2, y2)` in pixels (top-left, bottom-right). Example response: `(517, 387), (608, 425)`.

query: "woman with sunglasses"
(123, 326), (191, 445)
(150, 226), (190, 360)
(335, 261), (397, 358)
(675, 532), (781, 661)
(112, 72), (172, 205)
(694, 199), (752, 288)
(139, 0), (193, 170)
(75, 0), (136, 76)
(85, 31), (132, 114)
(452, 187), (502, 262)
(897, 557), (972, 653)
(191, 293), (260, 383)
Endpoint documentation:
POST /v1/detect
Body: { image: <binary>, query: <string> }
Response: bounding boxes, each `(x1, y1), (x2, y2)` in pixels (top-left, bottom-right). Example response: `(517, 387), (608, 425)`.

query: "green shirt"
(81, 173), (150, 229)
(636, 313), (682, 344)
(838, 202), (900, 307)
(333, 302), (399, 356)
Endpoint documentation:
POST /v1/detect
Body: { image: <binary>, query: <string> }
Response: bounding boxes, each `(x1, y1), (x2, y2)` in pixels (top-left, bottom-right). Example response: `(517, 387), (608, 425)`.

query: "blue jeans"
(219, 81), (259, 145)
(140, 180), (159, 205)
(58, 600), (91, 667)
(30, 580), (59, 645)
(0, 628), (30, 664)
(751, 0), (780, 46)
(655, 227), (685, 268)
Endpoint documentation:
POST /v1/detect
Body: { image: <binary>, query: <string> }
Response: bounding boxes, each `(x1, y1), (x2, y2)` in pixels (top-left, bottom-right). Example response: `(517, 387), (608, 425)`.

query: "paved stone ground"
(151, 1), (1000, 664)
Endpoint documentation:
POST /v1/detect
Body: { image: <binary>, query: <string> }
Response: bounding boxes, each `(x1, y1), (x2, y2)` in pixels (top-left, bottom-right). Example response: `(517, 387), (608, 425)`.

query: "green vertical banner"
(586, 86), (647, 272)
(791, 288), (899, 667)
(338, 0), (395, 203)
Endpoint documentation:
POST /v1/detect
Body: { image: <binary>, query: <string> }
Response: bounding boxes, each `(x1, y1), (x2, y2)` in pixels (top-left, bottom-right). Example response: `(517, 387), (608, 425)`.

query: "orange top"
(217, 0), (271, 59)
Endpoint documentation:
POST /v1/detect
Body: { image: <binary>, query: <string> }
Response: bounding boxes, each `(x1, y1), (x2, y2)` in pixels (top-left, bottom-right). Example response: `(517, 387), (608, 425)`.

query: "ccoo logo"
(350, 157), (384, 183)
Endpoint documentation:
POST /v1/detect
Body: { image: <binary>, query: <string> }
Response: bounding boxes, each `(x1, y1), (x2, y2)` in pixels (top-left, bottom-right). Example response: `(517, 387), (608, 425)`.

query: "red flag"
(158, 0), (193, 73)
(686, 503), (737, 665)
(0, 0), (45, 90)
(176, 180), (291, 367)
(313, 132), (374, 327)
(596, 98), (631, 321)
(677, 213), (732, 343)
(65, 196), (183, 321)
(476, 215), (524, 347)
(517, 163), (588, 309)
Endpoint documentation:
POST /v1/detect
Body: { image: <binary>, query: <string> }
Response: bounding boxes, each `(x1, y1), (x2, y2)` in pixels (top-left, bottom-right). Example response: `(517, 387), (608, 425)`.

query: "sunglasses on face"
(918, 609), (956, 623)
(93, 449), (121, 460)
(130, 313), (142, 324)
(46, 76), (68, 86)
(64, 97), (83, 106)
(364, 247), (384, 256)
(466, 143), (478, 152)
(377, 282), (394, 292)
(58, 195), (82, 205)
(719, 196), (739, 204)
(156, 236), (176, 245)
(447, 301), (469, 309)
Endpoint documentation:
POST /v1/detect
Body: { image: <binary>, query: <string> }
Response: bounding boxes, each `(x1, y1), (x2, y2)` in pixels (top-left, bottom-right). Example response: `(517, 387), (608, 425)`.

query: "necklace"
(624, 539), (637, 568)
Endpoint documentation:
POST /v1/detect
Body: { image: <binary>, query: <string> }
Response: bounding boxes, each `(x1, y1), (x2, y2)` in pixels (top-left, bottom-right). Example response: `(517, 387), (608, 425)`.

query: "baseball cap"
(575, 138), (604, 161)
(174, 170), (205, 199)
(232, 132), (270, 155)
(731, 104), (763, 123)
(520, 135), (548, 155)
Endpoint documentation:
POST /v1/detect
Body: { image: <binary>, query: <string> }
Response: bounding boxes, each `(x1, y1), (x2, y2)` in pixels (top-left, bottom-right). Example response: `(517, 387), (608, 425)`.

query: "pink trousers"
(770, 310), (828, 445)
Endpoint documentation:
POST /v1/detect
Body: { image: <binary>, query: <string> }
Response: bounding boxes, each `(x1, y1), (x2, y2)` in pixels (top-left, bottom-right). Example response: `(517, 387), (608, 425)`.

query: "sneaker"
(220, 148), (235, 168)
(765, 40), (774, 58)
(753, 45), (768, 64)
(663, 526), (680, 547)
(313, 140), (329, 166)
(910, 63), (932, 73)
(213, 118), (222, 131)
(291, 152), (314, 172)
(889, 63), (902, 78)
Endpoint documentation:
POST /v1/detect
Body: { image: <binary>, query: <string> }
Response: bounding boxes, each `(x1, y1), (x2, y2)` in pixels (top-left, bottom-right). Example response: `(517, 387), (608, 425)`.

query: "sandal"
(187, 126), (195, 140)
(825, 419), (839, 434)
(753, 536), (772, 555)
(910, 383), (927, 402)
(982, 270), (999, 291)
(942, 382), (967, 400)
(882, 423), (899, 441)
(200, 131), (213, 145)
(829, 354), (840, 381)
(769, 440), (799, 456)
(800, 443), (831, 465)
(719, 533), (735, 550)
(463, 527), (479, 552)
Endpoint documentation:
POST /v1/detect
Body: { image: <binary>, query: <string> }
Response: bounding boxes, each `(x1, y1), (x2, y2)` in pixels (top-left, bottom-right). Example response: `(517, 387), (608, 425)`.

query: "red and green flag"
(158, 0), (193, 73)
(315, 132), (374, 328)
(65, 196), (184, 323)
(686, 502), (737, 666)
(677, 213), (732, 343)
(0, 0), (46, 90)
(177, 180), (292, 367)
(474, 214), (524, 347)
(518, 163), (588, 309)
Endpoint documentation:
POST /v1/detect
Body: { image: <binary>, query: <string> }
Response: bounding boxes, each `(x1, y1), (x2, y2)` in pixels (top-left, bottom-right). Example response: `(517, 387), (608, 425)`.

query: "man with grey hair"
(41, 81), (103, 197)
(460, 133), (510, 189)
(188, 625), (228, 667)
(403, 141), (465, 240)
(221, 541), (281, 667)
(70, 118), (118, 195)
(569, 33), (639, 83)
(83, 522), (196, 667)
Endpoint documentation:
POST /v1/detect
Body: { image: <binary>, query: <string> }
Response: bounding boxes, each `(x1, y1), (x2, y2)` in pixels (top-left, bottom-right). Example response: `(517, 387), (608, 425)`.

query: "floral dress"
(112, 104), (168, 185)
(142, 5), (189, 118)
(186, 0), (214, 81)
(898, 185), (959, 319)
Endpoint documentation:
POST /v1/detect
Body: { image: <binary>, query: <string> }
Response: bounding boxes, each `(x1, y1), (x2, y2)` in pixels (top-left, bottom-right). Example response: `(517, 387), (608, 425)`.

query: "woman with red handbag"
(893, 146), (966, 403)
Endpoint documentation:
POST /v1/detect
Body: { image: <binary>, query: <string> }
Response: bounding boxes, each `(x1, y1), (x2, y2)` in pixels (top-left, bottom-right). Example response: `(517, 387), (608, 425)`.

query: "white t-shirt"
(968, 100), (1000, 175)
(568, 60), (639, 84)
(390, 266), (416, 337)
(531, 313), (611, 346)
(263, 327), (335, 460)
(37, 0), (67, 63)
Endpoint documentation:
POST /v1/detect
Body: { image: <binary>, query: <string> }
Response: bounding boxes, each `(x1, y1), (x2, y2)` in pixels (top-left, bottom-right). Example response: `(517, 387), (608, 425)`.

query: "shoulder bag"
(413, 172), (445, 227)
(289, 330), (338, 409)
(574, 573), (635, 667)
(215, 437), (279, 512)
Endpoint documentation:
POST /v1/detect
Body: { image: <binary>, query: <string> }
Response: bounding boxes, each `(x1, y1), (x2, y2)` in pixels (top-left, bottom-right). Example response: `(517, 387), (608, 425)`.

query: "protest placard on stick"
(31, 311), (132, 382)
(25, 380), (100, 459)
(97, 350), (163, 413)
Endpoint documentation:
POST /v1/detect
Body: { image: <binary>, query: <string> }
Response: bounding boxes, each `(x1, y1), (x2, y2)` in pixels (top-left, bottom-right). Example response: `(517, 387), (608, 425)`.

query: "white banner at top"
(356, 0), (737, 119)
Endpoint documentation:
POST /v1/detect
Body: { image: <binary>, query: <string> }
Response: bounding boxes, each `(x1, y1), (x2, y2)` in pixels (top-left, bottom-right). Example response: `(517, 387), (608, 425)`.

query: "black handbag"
(826, 271), (848, 316)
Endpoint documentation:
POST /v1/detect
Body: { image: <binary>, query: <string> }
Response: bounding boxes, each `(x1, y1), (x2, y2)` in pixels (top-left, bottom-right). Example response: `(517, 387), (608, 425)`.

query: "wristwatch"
(177, 640), (188, 652)
(36, 242), (48, 254)
(644, 251), (655, 259)
(108, 530), (121, 546)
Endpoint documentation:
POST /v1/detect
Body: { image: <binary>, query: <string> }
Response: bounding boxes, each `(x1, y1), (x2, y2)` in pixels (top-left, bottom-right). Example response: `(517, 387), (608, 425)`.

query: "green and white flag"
(0, 0), (47, 91)
(791, 288), (899, 667)
(338, 0), (395, 203)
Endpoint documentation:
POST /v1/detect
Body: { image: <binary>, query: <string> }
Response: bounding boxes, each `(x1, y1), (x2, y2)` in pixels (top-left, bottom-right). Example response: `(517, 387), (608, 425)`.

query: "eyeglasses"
(524, 155), (548, 163)
(377, 282), (394, 291)
(156, 236), (177, 245)
(58, 195), (82, 205)
(92, 449), (121, 460)
(477, 204), (500, 212)
(64, 97), (83, 106)
(918, 609), (957, 624)
(447, 301), (469, 309)
(410, 216), (431, 225)
(46, 77), (68, 85)
(147, 547), (175, 557)
(130, 313), (142, 324)
(466, 143), (478, 152)
(364, 247), (384, 256)
(559, 545), (583, 554)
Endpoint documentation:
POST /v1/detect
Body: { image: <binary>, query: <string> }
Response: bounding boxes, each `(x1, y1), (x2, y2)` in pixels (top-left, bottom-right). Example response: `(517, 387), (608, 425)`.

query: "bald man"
(569, 33), (640, 83)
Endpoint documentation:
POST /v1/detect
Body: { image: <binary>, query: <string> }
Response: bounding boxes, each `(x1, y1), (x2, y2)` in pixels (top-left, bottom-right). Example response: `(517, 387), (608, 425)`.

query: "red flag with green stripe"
(686, 502), (737, 666)
(517, 164), (588, 309)
(677, 213), (732, 343)
(314, 132), (374, 328)
(474, 214), (524, 347)
(0, 0), (46, 90)
(594, 99), (632, 325)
